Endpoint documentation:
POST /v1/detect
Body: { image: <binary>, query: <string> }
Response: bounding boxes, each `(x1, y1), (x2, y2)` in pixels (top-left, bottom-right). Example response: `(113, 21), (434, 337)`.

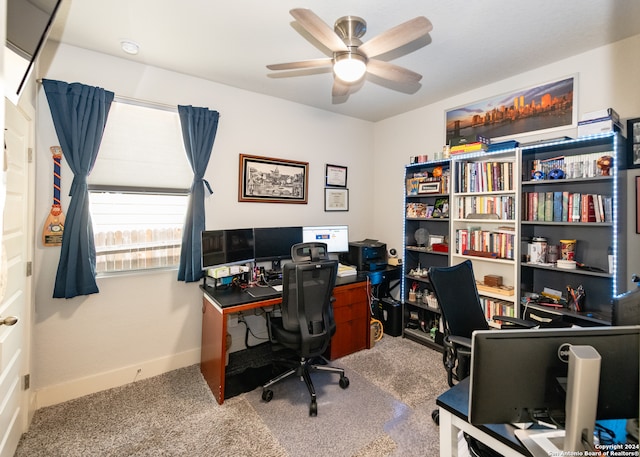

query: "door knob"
(0, 316), (18, 326)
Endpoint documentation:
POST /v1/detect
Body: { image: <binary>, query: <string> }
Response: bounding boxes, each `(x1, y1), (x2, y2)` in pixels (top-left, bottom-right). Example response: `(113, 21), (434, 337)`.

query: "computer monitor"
(612, 286), (640, 325)
(302, 225), (349, 253)
(469, 326), (639, 426)
(253, 226), (303, 266)
(201, 228), (255, 270)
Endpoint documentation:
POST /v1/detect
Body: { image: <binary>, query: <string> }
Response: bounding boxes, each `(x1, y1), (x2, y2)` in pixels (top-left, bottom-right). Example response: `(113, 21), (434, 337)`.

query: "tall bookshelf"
(402, 159), (451, 349)
(449, 148), (521, 324)
(519, 133), (625, 320)
(400, 133), (626, 349)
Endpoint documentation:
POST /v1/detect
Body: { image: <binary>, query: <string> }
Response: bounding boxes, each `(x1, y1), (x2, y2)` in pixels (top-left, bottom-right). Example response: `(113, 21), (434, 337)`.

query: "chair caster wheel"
(309, 400), (317, 416)
(262, 389), (273, 402)
(431, 409), (439, 425)
(339, 376), (350, 389)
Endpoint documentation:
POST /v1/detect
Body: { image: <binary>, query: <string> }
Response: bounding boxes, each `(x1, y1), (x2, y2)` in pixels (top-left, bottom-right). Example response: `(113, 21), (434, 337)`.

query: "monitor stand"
(515, 345), (601, 456)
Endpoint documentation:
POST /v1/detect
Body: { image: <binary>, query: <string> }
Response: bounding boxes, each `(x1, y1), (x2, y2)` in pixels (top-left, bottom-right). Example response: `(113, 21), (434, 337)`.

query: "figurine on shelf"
(597, 155), (613, 176)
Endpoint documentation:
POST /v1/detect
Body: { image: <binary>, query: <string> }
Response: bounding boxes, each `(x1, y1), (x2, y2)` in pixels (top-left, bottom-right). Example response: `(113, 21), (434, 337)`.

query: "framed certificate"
(325, 164), (347, 187)
(324, 188), (349, 212)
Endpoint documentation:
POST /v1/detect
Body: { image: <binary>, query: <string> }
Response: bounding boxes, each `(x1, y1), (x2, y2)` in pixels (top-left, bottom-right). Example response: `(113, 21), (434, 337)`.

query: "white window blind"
(89, 100), (191, 274)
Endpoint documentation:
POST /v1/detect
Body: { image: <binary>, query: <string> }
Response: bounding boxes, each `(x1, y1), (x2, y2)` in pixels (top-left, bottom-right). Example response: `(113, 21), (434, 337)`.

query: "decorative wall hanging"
(445, 75), (576, 146)
(239, 154), (308, 204)
(627, 118), (640, 169)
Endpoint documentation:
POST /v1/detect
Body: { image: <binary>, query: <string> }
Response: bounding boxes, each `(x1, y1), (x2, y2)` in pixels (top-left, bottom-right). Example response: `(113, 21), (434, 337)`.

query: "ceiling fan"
(267, 8), (433, 97)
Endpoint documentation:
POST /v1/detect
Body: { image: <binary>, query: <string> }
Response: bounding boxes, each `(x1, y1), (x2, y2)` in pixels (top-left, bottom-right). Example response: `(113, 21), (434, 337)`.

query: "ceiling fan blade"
(290, 8), (349, 53)
(332, 78), (352, 97)
(267, 58), (333, 71)
(359, 16), (432, 58)
(366, 59), (423, 83)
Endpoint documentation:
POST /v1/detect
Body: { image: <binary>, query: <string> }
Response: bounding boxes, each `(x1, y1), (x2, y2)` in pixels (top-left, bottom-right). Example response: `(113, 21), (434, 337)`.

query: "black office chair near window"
(262, 242), (349, 416)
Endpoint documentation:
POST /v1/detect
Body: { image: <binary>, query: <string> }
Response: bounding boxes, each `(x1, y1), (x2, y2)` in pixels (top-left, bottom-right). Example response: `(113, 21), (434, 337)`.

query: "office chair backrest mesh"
(428, 260), (489, 339)
(281, 256), (338, 357)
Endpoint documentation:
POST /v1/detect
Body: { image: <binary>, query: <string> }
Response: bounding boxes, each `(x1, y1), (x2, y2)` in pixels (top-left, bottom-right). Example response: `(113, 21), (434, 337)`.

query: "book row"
(455, 195), (516, 220)
(455, 161), (515, 193)
(522, 191), (612, 223)
(455, 228), (515, 260)
(480, 296), (515, 320)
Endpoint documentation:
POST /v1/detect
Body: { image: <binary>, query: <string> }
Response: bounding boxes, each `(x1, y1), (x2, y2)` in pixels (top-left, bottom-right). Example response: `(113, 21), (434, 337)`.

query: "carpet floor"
(15, 335), (451, 457)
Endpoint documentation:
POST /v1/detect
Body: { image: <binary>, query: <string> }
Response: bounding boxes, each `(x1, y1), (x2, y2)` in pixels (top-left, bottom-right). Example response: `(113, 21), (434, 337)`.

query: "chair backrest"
(281, 249), (338, 357)
(291, 242), (330, 263)
(428, 260), (489, 339)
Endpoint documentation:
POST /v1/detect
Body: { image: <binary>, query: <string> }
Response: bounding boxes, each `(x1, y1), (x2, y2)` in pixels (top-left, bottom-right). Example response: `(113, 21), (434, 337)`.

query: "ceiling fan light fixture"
(333, 52), (367, 83)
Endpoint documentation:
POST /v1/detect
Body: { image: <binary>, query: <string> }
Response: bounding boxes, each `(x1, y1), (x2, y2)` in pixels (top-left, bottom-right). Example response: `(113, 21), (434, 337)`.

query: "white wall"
(372, 34), (640, 289)
(33, 43), (374, 406)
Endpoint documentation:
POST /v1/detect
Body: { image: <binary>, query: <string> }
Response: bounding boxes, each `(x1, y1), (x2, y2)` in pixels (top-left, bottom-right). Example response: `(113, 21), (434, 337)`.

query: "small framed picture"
(627, 118), (640, 168)
(433, 197), (449, 218)
(425, 205), (434, 219)
(325, 188), (349, 211)
(325, 164), (348, 187)
(418, 181), (441, 194)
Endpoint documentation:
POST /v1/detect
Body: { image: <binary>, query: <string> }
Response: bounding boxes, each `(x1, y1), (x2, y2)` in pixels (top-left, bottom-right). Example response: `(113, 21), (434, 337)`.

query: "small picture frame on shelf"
(425, 205), (434, 219)
(433, 197), (449, 218)
(418, 181), (441, 194)
(627, 118), (640, 169)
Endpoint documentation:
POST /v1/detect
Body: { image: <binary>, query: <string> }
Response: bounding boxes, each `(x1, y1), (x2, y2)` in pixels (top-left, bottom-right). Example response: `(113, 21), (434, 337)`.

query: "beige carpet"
(15, 335), (449, 457)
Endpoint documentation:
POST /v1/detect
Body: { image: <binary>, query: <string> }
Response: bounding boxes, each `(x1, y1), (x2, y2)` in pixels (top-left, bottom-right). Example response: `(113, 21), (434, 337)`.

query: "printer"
(341, 239), (388, 271)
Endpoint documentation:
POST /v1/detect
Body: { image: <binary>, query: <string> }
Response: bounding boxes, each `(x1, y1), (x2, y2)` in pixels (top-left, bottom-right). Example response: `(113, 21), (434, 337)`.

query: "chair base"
(262, 356), (349, 416)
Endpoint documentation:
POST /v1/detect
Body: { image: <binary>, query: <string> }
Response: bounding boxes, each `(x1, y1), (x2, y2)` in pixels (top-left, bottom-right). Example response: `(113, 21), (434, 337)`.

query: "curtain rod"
(37, 79), (178, 113)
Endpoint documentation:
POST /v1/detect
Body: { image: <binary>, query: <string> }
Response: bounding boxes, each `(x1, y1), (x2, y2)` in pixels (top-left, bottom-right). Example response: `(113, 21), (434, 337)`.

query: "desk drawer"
(333, 301), (368, 324)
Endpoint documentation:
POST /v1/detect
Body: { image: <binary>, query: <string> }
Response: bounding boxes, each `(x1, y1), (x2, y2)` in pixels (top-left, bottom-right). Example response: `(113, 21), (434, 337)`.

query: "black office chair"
(261, 242), (349, 416)
(428, 260), (537, 389)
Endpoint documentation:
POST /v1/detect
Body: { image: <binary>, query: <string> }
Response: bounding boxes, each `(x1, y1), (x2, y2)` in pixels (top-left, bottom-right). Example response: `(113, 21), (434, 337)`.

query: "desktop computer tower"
(377, 297), (403, 337)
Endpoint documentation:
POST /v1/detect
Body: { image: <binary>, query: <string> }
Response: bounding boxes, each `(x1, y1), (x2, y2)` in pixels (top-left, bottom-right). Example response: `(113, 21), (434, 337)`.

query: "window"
(89, 100), (192, 274)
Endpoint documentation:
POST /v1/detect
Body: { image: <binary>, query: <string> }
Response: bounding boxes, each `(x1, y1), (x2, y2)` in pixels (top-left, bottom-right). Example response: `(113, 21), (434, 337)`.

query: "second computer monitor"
(302, 225), (349, 253)
(253, 226), (303, 263)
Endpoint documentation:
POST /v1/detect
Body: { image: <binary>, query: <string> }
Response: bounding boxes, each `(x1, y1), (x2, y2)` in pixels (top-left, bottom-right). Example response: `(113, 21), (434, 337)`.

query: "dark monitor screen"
(201, 228), (255, 269)
(469, 326), (640, 425)
(224, 228), (255, 264)
(612, 287), (640, 326)
(253, 226), (302, 261)
(302, 225), (349, 253)
(201, 230), (225, 269)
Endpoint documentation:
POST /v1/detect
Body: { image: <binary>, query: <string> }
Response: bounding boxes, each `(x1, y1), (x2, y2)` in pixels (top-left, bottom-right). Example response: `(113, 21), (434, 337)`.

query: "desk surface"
(202, 272), (370, 308)
(436, 378), (533, 457)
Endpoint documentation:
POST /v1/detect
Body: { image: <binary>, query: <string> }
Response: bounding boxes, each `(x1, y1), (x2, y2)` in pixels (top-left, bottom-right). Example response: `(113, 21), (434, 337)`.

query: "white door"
(0, 101), (32, 457)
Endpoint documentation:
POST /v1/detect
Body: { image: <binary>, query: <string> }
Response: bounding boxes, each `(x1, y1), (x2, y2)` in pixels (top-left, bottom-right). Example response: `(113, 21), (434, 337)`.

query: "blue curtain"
(43, 79), (114, 298)
(177, 105), (220, 282)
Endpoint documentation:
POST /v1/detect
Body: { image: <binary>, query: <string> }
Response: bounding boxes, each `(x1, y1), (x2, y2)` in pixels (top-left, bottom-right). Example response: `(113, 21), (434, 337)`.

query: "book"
(544, 192), (553, 222)
(561, 191), (569, 222)
(553, 192), (562, 222)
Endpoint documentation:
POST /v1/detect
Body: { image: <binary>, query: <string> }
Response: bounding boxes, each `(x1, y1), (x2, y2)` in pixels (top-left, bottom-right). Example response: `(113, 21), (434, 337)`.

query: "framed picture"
(418, 181), (441, 194)
(425, 205), (434, 219)
(325, 164), (348, 187)
(239, 154), (308, 204)
(627, 118), (640, 169)
(636, 176), (640, 234)
(445, 75), (576, 146)
(325, 188), (349, 211)
(433, 197), (449, 218)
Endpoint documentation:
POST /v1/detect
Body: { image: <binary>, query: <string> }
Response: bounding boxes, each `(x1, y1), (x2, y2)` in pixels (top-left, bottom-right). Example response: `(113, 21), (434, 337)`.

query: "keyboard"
(246, 286), (279, 298)
(272, 284), (283, 292)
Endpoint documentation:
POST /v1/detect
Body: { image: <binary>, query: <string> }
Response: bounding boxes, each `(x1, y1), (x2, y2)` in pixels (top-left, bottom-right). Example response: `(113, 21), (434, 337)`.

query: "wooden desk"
(436, 378), (532, 457)
(201, 275), (370, 404)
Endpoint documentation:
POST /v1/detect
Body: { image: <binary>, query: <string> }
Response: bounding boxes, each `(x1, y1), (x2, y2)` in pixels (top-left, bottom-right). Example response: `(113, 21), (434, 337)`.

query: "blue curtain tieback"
(194, 177), (213, 195)
(69, 175), (88, 196)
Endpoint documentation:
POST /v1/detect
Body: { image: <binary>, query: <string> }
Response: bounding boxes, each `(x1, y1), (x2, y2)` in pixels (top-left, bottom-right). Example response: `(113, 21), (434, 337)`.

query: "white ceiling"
(48, 0), (640, 122)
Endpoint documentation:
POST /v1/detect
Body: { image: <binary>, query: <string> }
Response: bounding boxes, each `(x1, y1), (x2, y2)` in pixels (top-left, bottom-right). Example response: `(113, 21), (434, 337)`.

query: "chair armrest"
(492, 315), (538, 329)
(447, 335), (472, 349)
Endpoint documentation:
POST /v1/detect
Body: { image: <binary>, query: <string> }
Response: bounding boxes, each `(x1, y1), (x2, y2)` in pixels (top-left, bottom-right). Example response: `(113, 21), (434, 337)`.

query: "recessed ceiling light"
(120, 40), (139, 55)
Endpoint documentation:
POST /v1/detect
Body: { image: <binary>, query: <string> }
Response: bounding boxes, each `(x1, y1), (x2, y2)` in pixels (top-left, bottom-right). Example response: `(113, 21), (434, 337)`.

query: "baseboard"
(34, 348), (201, 408)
